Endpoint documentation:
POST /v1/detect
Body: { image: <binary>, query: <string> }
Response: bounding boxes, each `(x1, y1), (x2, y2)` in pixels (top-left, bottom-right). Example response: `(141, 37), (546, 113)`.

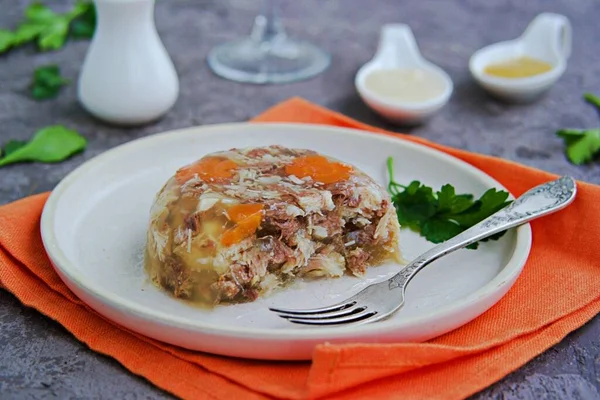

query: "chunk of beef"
(263, 200), (294, 220)
(159, 256), (192, 298)
(269, 145), (316, 158)
(330, 235), (346, 254)
(258, 236), (294, 265)
(376, 200), (390, 217)
(230, 263), (253, 285)
(244, 288), (260, 302)
(302, 245), (346, 278)
(183, 213), (199, 232)
(262, 215), (306, 242)
(344, 224), (377, 247)
(329, 182), (360, 207)
(311, 212), (343, 238)
(346, 248), (370, 276)
(213, 276), (259, 303)
(253, 163), (285, 175)
(245, 148), (270, 158)
(212, 278), (240, 300)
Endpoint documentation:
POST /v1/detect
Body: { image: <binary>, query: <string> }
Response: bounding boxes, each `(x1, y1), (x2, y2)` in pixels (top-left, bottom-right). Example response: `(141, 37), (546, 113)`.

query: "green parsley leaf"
(12, 22), (45, 46)
(0, 29), (14, 52)
(68, 1), (92, 19)
(556, 93), (600, 165)
(450, 188), (511, 227)
(0, 1), (96, 54)
(70, 2), (96, 39)
(38, 16), (70, 50)
(30, 64), (70, 100)
(3, 140), (28, 156)
(0, 125), (87, 167)
(386, 157), (512, 249)
(436, 184), (473, 214)
(584, 92), (600, 114)
(25, 2), (58, 22)
(557, 128), (600, 165)
(421, 218), (463, 244)
(393, 180), (436, 232)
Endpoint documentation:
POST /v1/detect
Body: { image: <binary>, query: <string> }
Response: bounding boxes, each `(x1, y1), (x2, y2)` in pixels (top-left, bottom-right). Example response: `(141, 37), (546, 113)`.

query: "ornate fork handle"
(389, 176), (577, 290)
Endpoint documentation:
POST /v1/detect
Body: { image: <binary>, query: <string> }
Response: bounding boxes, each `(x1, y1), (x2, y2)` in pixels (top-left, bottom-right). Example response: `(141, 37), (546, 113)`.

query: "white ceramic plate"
(40, 123), (531, 360)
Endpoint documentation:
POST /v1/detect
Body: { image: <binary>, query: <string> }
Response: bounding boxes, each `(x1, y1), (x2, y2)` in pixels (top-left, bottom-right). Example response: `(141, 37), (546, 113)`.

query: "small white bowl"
(355, 24), (453, 125)
(469, 13), (572, 103)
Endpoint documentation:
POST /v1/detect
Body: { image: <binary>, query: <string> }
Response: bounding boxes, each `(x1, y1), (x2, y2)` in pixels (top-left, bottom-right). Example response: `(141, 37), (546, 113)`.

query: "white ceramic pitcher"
(78, 0), (179, 125)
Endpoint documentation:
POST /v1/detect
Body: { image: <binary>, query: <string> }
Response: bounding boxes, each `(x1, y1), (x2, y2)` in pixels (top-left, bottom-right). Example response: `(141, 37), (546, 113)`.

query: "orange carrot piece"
(226, 203), (264, 223)
(285, 155), (352, 184)
(220, 212), (263, 246)
(176, 157), (238, 185)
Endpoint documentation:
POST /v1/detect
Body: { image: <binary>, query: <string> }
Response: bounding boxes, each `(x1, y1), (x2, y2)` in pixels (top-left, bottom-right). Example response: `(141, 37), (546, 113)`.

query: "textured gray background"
(1, 0), (600, 399)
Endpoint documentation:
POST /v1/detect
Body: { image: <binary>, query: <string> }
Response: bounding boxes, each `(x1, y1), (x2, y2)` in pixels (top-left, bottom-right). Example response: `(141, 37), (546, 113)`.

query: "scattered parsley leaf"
(584, 92), (600, 115)
(0, 125), (87, 167)
(70, 2), (96, 39)
(37, 16), (70, 50)
(3, 140), (28, 156)
(12, 22), (45, 46)
(0, 30), (14, 52)
(68, 1), (93, 19)
(386, 157), (512, 249)
(556, 93), (600, 165)
(556, 128), (600, 165)
(0, 140), (28, 158)
(25, 3), (59, 22)
(0, 1), (95, 54)
(30, 64), (70, 100)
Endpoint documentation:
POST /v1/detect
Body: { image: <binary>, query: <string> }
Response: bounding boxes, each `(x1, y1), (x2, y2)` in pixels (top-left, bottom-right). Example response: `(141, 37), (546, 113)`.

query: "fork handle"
(389, 176), (577, 290)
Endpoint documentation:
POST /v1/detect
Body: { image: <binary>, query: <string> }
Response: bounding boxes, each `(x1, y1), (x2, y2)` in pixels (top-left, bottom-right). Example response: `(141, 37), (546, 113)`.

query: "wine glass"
(207, 0), (331, 84)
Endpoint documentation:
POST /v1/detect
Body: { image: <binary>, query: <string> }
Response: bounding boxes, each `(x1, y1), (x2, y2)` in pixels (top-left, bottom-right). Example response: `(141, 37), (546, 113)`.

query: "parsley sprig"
(387, 157), (512, 249)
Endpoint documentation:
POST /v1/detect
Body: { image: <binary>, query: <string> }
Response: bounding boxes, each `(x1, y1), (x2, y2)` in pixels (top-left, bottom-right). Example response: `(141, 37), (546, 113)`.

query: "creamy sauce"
(363, 68), (447, 103)
(484, 56), (552, 78)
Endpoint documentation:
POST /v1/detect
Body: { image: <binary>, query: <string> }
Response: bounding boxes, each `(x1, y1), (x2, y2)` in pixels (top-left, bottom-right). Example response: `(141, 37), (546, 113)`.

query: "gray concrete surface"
(1, 0), (599, 398)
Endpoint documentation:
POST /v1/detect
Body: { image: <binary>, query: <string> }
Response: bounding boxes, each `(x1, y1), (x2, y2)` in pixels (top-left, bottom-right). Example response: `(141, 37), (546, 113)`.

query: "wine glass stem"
(251, 0), (286, 43)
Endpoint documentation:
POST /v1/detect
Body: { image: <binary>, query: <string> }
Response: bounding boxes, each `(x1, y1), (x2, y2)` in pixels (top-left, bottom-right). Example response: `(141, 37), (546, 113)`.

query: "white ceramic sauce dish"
(469, 13), (572, 103)
(356, 24), (453, 125)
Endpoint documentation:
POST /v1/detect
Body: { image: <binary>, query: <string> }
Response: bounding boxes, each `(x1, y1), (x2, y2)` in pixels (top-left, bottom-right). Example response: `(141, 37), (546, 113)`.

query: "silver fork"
(269, 176), (577, 326)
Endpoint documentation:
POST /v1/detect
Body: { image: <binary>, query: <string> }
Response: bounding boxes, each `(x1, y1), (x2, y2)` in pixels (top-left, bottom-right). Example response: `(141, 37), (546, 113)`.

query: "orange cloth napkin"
(2, 97), (600, 400)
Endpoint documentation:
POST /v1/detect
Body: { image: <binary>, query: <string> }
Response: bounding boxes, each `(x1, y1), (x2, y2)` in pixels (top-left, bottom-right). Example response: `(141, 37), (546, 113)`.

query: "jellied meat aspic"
(144, 145), (403, 306)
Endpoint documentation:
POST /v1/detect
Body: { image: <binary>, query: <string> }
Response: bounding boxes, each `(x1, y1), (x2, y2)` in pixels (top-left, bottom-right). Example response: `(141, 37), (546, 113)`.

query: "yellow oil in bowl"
(484, 56), (553, 78)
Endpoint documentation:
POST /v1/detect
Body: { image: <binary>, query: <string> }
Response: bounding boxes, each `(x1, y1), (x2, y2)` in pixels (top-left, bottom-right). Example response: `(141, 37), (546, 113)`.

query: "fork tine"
(276, 305), (367, 320)
(269, 300), (357, 315)
(286, 309), (378, 326)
